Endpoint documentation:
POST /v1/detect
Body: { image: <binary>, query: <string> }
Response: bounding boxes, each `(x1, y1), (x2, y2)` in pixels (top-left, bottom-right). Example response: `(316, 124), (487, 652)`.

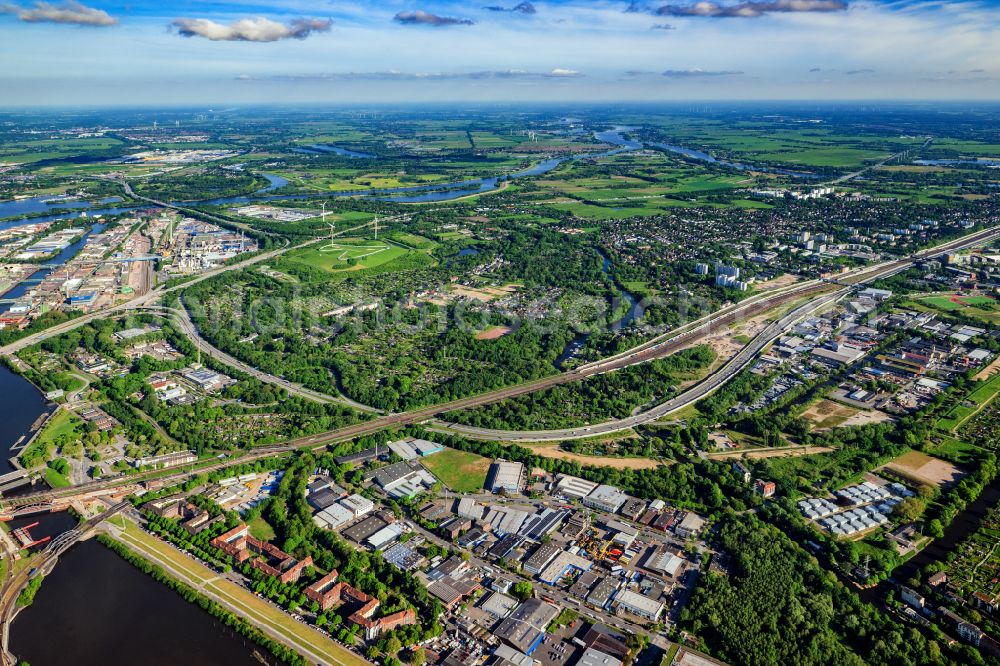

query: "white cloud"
(171, 16), (332, 42)
(0, 0), (116, 26)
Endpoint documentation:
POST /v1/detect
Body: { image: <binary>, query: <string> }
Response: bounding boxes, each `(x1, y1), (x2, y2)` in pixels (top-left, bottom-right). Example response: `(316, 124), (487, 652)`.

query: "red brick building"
(754, 479), (776, 498)
(211, 524), (313, 584)
(303, 569), (417, 640)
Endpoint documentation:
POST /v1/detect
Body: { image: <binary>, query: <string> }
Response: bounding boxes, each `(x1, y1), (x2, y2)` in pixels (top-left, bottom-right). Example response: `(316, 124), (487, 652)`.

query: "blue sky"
(1, 0), (999, 105)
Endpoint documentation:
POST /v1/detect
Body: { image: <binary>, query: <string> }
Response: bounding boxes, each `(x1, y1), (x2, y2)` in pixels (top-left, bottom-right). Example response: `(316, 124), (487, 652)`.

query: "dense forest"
(682, 516), (973, 666)
(445, 345), (715, 429)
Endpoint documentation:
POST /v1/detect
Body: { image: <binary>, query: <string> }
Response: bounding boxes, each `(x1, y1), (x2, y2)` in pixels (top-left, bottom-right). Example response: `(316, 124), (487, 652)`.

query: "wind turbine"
(327, 222), (336, 243)
(373, 214), (378, 241)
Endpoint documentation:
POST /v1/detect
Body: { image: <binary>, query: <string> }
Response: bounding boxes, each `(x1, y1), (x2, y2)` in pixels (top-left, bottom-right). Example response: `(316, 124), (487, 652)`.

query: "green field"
(281, 238), (424, 274)
(19, 408), (83, 468)
(926, 436), (983, 464)
(908, 294), (1000, 326)
(248, 516), (276, 541)
(0, 137), (124, 164)
(937, 373), (1000, 432)
(44, 466), (71, 488)
(387, 232), (438, 249)
(39, 409), (84, 444)
(420, 448), (491, 493)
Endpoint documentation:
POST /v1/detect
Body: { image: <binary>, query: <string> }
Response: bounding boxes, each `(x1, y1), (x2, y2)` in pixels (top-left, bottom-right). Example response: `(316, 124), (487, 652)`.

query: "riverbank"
(103, 516), (369, 666)
(10, 537), (274, 666)
(0, 366), (49, 477)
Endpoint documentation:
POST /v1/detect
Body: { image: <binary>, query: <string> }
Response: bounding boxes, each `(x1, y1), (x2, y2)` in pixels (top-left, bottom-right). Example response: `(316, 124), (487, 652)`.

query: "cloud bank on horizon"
(655, 0), (847, 18)
(394, 10), (475, 26)
(0, 0), (999, 104)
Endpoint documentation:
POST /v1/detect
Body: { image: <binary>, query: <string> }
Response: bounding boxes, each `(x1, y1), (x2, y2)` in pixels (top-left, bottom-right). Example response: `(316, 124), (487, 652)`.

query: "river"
(293, 144), (375, 158)
(647, 142), (818, 178)
(0, 196), (121, 221)
(0, 125), (829, 232)
(914, 158), (1000, 166)
(10, 539), (273, 666)
(0, 127), (644, 228)
(0, 365), (49, 476)
(894, 480), (1000, 583)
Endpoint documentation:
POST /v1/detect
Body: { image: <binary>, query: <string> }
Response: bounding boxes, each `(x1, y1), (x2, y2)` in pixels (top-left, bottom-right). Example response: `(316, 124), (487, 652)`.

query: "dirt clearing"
(475, 325), (513, 340)
(707, 445), (835, 460)
(881, 450), (966, 488)
(525, 443), (663, 469)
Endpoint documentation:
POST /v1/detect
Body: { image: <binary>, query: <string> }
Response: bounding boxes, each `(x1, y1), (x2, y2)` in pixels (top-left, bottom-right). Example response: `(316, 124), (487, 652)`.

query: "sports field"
(881, 450), (965, 488)
(912, 293), (1000, 326)
(420, 447), (491, 493)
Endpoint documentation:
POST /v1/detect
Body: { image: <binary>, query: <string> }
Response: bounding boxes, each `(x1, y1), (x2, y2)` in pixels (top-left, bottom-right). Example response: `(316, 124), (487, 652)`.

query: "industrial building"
(555, 474), (599, 499)
(373, 460), (438, 498)
(523, 543), (561, 574)
(614, 589), (665, 622)
(583, 485), (630, 514)
(577, 648), (623, 666)
(387, 437), (444, 461)
(494, 598), (560, 655)
(537, 549), (592, 585)
(340, 494), (376, 518)
(487, 460), (525, 494)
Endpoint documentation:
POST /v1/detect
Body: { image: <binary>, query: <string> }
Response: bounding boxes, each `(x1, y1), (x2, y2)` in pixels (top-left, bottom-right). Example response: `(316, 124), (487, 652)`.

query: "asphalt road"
(3, 222), (1000, 511)
(435, 288), (848, 442)
(433, 220), (1000, 441)
(0, 220), (379, 358)
(144, 301), (381, 413)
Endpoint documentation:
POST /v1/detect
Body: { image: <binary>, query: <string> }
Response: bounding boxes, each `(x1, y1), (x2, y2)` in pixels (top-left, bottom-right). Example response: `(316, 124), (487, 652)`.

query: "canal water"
(894, 480), (1000, 583)
(293, 144), (375, 158)
(0, 365), (49, 476)
(7, 511), (78, 543)
(0, 127), (827, 233)
(10, 539), (273, 666)
(914, 158), (1000, 166)
(1, 222), (108, 308)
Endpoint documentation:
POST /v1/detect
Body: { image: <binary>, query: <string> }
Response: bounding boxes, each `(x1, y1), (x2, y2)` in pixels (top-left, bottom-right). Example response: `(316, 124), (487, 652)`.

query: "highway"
(432, 220), (1000, 442)
(118, 180), (276, 237)
(433, 288), (848, 441)
(134, 302), (381, 413)
(824, 137), (933, 186)
(1, 222), (998, 512)
(0, 219), (377, 358)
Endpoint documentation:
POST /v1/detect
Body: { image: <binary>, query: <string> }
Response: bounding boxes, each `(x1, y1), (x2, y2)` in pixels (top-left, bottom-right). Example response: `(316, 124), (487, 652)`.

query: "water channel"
(0, 126), (812, 228)
(1, 222), (108, 308)
(555, 248), (640, 368)
(0, 365), (49, 475)
(0, 126), (647, 227)
(10, 539), (272, 666)
(0, 196), (121, 221)
(0, 126), (993, 659)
